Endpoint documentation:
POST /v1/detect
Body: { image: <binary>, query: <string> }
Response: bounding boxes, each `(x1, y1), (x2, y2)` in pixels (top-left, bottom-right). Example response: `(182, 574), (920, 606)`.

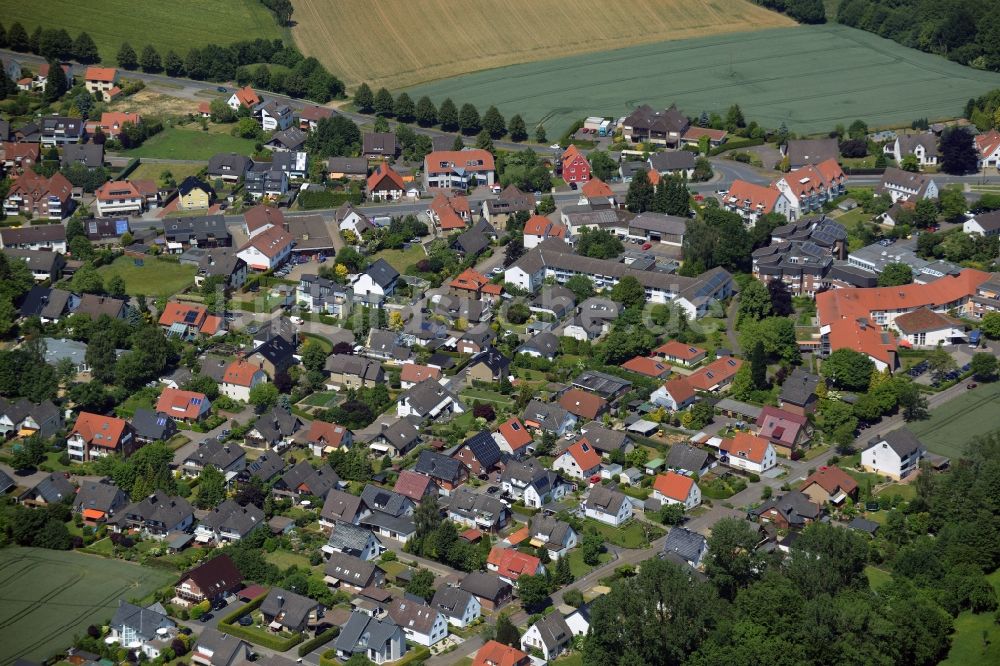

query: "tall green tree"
(508, 114), (527, 142)
(72, 32), (99, 63)
(625, 169), (654, 212)
(196, 465), (226, 509)
(820, 348), (875, 391)
(405, 568), (436, 601)
(42, 59), (68, 103)
(7, 22), (28, 51)
(749, 340), (768, 389)
(415, 95), (437, 127)
(116, 42), (138, 70)
(438, 98), (458, 131)
(394, 92), (414, 122)
(373, 87), (394, 116)
(940, 127), (979, 175)
(482, 105), (506, 139)
(139, 44), (162, 72)
(163, 50), (184, 76)
(354, 82), (374, 113)
(85, 329), (118, 383)
(705, 518), (766, 600)
(737, 279), (772, 325)
(458, 103), (481, 135)
(877, 262), (913, 286)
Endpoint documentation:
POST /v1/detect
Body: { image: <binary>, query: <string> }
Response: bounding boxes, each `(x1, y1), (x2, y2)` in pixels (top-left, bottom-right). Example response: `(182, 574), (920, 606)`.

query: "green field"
(0, 548), (174, 664)
(121, 127), (258, 161)
(96, 255), (196, 297)
(907, 381), (1000, 460)
(0, 0), (282, 66)
(127, 161), (205, 185)
(406, 24), (1000, 137)
(372, 245), (426, 274)
(942, 570), (1000, 665)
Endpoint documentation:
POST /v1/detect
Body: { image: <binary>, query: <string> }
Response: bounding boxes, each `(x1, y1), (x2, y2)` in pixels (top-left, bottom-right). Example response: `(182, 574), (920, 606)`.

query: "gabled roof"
(460, 571), (511, 600)
(687, 356), (743, 391)
(199, 499), (264, 536)
(496, 417), (533, 451)
(393, 470), (434, 502)
(84, 67), (117, 82)
(260, 587), (318, 628)
(653, 471), (695, 502)
(110, 600), (174, 639)
(662, 527), (707, 564)
(243, 204), (284, 234)
(223, 360), (264, 387)
(893, 307), (959, 334)
(665, 444), (708, 473)
(73, 479), (126, 514)
(867, 428), (925, 458)
(725, 179), (781, 213)
(400, 364), (442, 385)
(415, 449), (465, 483)
(720, 432), (771, 463)
(71, 412), (129, 448)
(557, 389), (607, 420)
(581, 177), (614, 199)
(756, 406), (808, 447)
(800, 465), (858, 497)
(458, 430), (503, 469)
(621, 356), (670, 378)
(561, 438), (602, 470)
(367, 162), (405, 192)
(362, 258), (400, 288)
(487, 546), (540, 581)
(178, 176), (215, 198)
(752, 491), (821, 525)
(156, 387), (209, 420)
(306, 420), (351, 448)
(661, 377), (695, 404)
(360, 484), (412, 517)
(232, 86), (260, 108)
(326, 520), (378, 553)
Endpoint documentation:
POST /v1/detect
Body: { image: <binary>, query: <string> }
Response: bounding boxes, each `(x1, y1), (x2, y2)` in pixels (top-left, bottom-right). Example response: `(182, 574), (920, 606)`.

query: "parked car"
(967, 382), (978, 389)
(199, 613), (214, 623)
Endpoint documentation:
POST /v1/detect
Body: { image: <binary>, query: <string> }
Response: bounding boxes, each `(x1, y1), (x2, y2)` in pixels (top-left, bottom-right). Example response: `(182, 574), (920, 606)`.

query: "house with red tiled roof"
(557, 389), (608, 421)
(486, 546), (544, 585)
(367, 162), (405, 201)
(197, 101), (211, 118)
(298, 104), (334, 132)
(653, 340), (707, 366)
(304, 420), (352, 456)
(3, 169), (73, 219)
(84, 67), (118, 95)
(473, 640), (532, 666)
(95, 180), (144, 217)
(449, 268), (502, 300)
(0, 141), (40, 170)
(220, 360), (268, 402)
(400, 364), (442, 389)
(158, 302), (224, 340)
(423, 149), (495, 190)
(493, 417), (533, 456)
(723, 179), (792, 226)
(68, 412), (136, 463)
(96, 111), (140, 139)
(687, 356), (744, 392)
(719, 432), (776, 473)
(799, 465), (858, 505)
(650, 377), (697, 412)
(621, 356), (671, 379)
(681, 126), (728, 149)
(652, 471), (701, 511)
(561, 145), (591, 185)
(243, 204), (285, 238)
(891, 307), (966, 349)
(237, 224), (294, 271)
(552, 438), (602, 480)
(393, 469), (435, 502)
(227, 86), (260, 111)
(523, 215), (567, 249)
(772, 159), (846, 221)
(976, 129), (1000, 170)
(755, 405), (811, 457)
(155, 388), (211, 422)
(430, 192), (472, 231)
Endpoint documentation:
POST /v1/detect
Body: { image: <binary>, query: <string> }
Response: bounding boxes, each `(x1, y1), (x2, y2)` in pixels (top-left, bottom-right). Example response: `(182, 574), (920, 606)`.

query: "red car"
(641, 242), (652, 250)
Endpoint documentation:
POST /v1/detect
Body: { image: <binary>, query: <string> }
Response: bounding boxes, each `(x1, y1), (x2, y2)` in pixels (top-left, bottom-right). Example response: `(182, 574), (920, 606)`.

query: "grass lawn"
(96, 256), (196, 298)
(121, 127), (258, 161)
(265, 550), (312, 570)
(372, 244), (427, 274)
(0, 0), (282, 67)
(833, 208), (873, 228)
(380, 560), (411, 580)
(552, 653), (584, 666)
(864, 565), (892, 590)
(907, 380), (1000, 459)
(300, 391), (339, 407)
(877, 483), (917, 500)
(460, 388), (515, 407)
(0, 547), (173, 664)
(567, 549), (612, 580)
(301, 332), (333, 353)
(407, 23), (1000, 138)
(127, 161), (204, 185)
(584, 519), (663, 549)
(942, 570), (1000, 665)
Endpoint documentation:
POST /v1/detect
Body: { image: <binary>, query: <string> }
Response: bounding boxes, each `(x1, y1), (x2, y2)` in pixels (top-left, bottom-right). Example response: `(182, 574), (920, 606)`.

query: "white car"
(289, 316), (304, 325)
(492, 267), (503, 275)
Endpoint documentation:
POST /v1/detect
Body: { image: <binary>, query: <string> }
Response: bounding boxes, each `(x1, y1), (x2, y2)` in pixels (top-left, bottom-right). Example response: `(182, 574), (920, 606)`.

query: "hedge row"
(219, 622), (303, 651)
(219, 592), (266, 625)
(297, 625), (340, 657)
(709, 137), (765, 156)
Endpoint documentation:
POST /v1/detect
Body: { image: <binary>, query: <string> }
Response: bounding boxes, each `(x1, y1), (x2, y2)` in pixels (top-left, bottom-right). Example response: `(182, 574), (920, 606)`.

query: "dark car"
(216, 86), (227, 92)
(199, 612), (214, 623)
(967, 382), (978, 389)
(486, 486), (499, 495)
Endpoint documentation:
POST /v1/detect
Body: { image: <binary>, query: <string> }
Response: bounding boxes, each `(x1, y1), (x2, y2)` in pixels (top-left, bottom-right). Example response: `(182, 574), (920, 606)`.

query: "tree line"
(836, 0), (1000, 72)
(752, 0), (827, 24)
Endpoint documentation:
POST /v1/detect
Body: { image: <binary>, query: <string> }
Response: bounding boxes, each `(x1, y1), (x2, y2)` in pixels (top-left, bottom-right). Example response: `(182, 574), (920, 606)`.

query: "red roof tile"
(562, 438), (602, 471)
(653, 471), (695, 502)
(71, 412), (128, 448)
(496, 417), (532, 451)
(487, 546), (541, 581)
(621, 356), (671, 378)
(720, 432), (771, 463)
(155, 388), (209, 420)
(557, 389), (608, 420)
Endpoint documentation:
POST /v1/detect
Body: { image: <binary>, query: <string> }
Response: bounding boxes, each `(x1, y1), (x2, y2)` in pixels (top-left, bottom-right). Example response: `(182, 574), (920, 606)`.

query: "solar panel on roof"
(183, 310), (198, 323)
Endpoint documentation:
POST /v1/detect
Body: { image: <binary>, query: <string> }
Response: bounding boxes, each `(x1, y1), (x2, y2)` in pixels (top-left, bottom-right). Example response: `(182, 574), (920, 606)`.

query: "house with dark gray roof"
(862, 429), (927, 480)
(0, 397), (61, 439)
(661, 527), (707, 568)
(520, 612), (572, 660)
(362, 132), (399, 159)
(648, 150), (695, 176)
(444, 487), (510, 532)
(0, 469), (14, 495)
(386, 596), (449, 647)
(369, 417), (423, 457)
(268, 127), (308, 152)
(529, 515), (578, 560)
(323, 521), (383, 560)
(163, 214), (230, 249)
(665, 444), (711, 476)
(325, 354), (384, 389)
(61, 142), (104, 169)
(240, 451), (285, 484)
(20, 472), (75, 505)
(784, 138), (839, 169)
(182, 439), (246, 479)
(572, 369), (631, 400)
(516, 331), (560, 360)
(579, 421), (633, 456)
(779, 368), (821, 415)
(459, 572), (512, 612)
(191, 628), (251, 666)
(260, 587), (322, 633)
(195, 499), (264, 544)
(752, 491), (822, 529)
(431, 586), (481, 627)
(273, 460), (339, 501)
(453, 227), (490, 257)
(320, 488), (368, 527)
(323, 550), (386, 592)
(18, 285), (74, 321)
(109, 601), (176, 659)
(465, 347), (510, 385)
(522, 400), (576, 436)
(334, 610), (406, 663)
(397, 379), (463, 421)
(353, 258), (399, 302)
(452, 429), (503, 476)
(73, 479), (128, 521)
(246, 407), (303, 451)
(130, 408), (178, 443)
(360, 484), (417, 543)
(207, 153), (253, 182)
(584, 485), (633, 526)
(114, 492), (194, 538)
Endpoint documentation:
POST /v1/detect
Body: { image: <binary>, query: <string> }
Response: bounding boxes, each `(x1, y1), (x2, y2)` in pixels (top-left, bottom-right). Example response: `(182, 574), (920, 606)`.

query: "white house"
(108, 601), (176, 660)
(95, 181), (144, 217)
(529, 515), (578, 560)
(259, 101), (294, 132)
(386, 598), (449, 647)
(397, 379), (463, 420)
(892, 307), (967, 348)
(976, 130), (1000, 170)
(719, 433), (776, 474)
(524, 472), (570, 509)
(352, 258), (399, 303)
(220, 360), (267, 402)
(520, 613), (572, 661)
(237, 226), (293, 272)
(861, 429), (926, 480)
(322, 522), (383, 561)
(877, 167), (939, 203)
(552, 439), (602, 480)
(964, 210), (1000, 237)
(771, 159), (846, 221)
(584, 485), (633, 526)
(430, 587), (481, 628)
(652, 472), (701, 511)
(885, 133), (938, 166)
(650, 378), (696, 412)
(722, 180), (793, 226)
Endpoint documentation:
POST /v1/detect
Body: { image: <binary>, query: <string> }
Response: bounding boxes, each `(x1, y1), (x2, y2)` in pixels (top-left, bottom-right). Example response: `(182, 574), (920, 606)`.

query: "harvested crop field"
(0, 548), (173, 664)
(406, 24), (1000, 138)
(0, 0), (283, 66)
(290, 0), (794, 89)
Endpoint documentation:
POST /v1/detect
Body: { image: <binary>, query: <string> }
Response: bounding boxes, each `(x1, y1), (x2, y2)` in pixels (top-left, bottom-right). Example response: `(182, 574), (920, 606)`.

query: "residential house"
(195, 499), (264, 545)
(246, 407), (303, 451)
(286, 214), (337, 259)
(432, 587), (481, 628)
(17, 285), (73, 323)
(622, 356), (672, 379)
(771, 159), (846, 221)
(359, 484), (416, 543)
(415, 450), (469, 495)
(227, 86), (260, 111)
(240, 451), (286, 485)
(325, 354), (385, 390)
(0, 397), (61, 439)
(237, 225), (293, 271)
(298, 105), (333, 132)
(220, 360), (267, 402)
(665, 444), (711, 476)
(305, 421), (352, 457)
(650, 377), (697, 412)
(60, 143), (104, 170)
(260, 587), (322, 633)
(552, 439), (602, 481)
(529, 285), (576, 320)
(456, 323), (496, 354)
(453, 226), (491, 258)
(649, 150), (696, 178)
(662, 527), (708, 569)
(73, 479), (128, 524)
(520, 612), (572, 661)
(561, 145), (591, 185)
(113, 492), (194, 538)
(397, 379), (463, 421)
(131, 408), (178, 443)
(622, 104), (689, 147)
(752, 491), (821, 529)
(273, 460), (339, 502)
(877, 167), (939, 203)
(399, 364), (442, 390)
(892, 307), (966, 348)
(182, 439), (246, 480)
(482, 185), (534, 226)
(158, 302), (224, 339)
(450, 267), (501, 300)
(886, 133), (938, 166)
(686, 356), (744, 393)
(67, 412), (136, 463)
(584, 485), (633, 526)
(493, 417), (533, 456)
(248, 335), (297, 378)
(779, 368), (821, 415)
(173, 554), (243, 608)
(424, 149), (495, 189)
(176, 177), (215, 211)
(529, 515), (578, 560)
(334, 610), (406, 664)
(453, 430), (504, 476)
(328, 158), (369, 182)
(523, 214), (567, 249)
(83, 67), (118, 95)
(163, 215), (231, 250)
(861, 429), (926, 480)
(0, 141), (40, 170)
(3, 170), (73, 219)
(95, 111), (139, 139)
(784, 138), (839, 169)
(353, 258), (399, 302)
(257, 100), (293, 132)
(627, 212), (686, 246)
(369, 417), (423, 457)
(268, 127), (307, 152)
(557, 388), (609, 422)
(522, 400), (577, 436)
(393, 470), (435, 503)
(799, 465), (859, 505)
(363, 132), (399, 160)
(466, 348), (511, 386)
(722, 179), (792, 226)
(297, 274), (350, 316)
(207, 153), (253, 183)
(191, 629), (252, 666)
(40, 116), (84, 146)
(964, 210), (1000, 237)
(367, 162), (405, 201)
(447, 488), (511, 532)
(108, 601), (175, 660)
(156, 388), (211, 423)
(976, 129), (1000, 169)
(487, 546), (543, 585)
(501, 460), (570, 508)
(271, 150), (308, 179)
(578, 422), (633, 457)
(755, 406), (811, 457)
(2, 249), (64, 283)
(652, 472), (701, 511)
(319, 489), (368, 528)
(323, 551), (386, 593)
(245, 167), (288, 200)
(66, 294), (128, 321)
(460, 572), (513, 613)
(719, 432), (776, 473)
(386, 598), (449, 647)
(19, 472), (74, 506)
(322, 521), (383, 560)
